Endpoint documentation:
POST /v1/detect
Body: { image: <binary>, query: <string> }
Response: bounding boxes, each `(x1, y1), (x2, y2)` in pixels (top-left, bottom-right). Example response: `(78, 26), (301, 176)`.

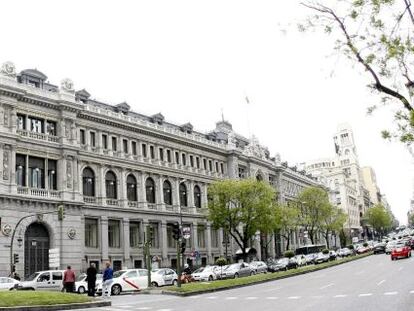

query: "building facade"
(0, 62), (318, 277)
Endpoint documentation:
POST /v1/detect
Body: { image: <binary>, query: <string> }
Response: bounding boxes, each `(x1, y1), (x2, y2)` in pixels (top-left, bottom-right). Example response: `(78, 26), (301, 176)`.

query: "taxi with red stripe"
(97, 269), (149, 296)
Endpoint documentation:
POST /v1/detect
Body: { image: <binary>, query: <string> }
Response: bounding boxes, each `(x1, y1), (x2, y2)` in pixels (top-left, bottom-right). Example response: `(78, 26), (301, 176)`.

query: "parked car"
(75, 273), (103, 294)
(224, 263), (255, 279)
(328, 250), (337, 261)
(304, 253), (318, 264)
(0, 277), (20, 291)
(385, 241), (398, 254)
(337, 248), (352, 257)
(97, 269), (149, 295)
(373, 242), (386, 254)
(151, 268), (178, 287)
(314, 252), (330, 264)
(391, 243), (411, 260)
(17, 270), (65, 291)
(293, 255), (307, 267)
(191, 266), (218, 281)
(356, 246), (369, 254)
(268, 258), (298, 272)
(249, 261), (268, 274)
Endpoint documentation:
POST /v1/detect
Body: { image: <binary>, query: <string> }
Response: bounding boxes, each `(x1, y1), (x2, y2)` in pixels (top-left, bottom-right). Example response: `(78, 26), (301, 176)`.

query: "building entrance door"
(24, 223), (50, 278)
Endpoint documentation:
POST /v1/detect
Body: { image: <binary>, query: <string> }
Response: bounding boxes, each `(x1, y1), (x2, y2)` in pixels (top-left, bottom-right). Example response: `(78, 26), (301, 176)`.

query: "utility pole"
(145, 226), (153, 288)
(172, 223), (181, 287)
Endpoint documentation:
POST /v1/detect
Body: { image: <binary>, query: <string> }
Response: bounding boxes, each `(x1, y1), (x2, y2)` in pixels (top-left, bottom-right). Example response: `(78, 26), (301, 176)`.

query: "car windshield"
(227, 264), (240, 269)
(25, 272), (40, 281)
(277, 258), (288, 264)
(75, 274), (86, 282)
(193, 267), (206, 273)
(113, 270), (126, 278)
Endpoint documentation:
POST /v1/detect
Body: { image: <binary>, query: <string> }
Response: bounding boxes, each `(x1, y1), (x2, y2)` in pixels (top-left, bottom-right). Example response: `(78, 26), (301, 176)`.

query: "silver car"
(224, 263), (255, 279)
(249, 261), (268, 274)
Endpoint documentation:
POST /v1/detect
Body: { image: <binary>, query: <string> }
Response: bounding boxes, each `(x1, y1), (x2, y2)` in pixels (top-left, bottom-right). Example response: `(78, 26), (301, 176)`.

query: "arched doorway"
(25, 223), (50, 278)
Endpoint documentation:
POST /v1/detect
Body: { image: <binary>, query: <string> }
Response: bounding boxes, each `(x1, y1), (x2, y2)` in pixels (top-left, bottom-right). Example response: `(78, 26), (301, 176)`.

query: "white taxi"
(97, 269), (148, 296)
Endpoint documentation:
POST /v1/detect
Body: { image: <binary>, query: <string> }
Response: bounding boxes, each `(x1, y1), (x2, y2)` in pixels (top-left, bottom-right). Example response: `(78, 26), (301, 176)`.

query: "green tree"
(301, 0), (414, 145)
(208, 179), (276, 260)
(364, 204), (393, 238)
(408, 213), (414, 227)
(274, 203), (300, 251)
(297, 186), (332, 244)
(320, 204), (347, 249)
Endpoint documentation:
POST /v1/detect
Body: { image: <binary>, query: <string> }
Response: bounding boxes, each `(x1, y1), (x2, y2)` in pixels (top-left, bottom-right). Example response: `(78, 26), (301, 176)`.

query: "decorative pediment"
(115, 102), (130, 114)
(180, 122), (193, 133)
(20, 68), (47, 81)
(151, 113), (164, 124)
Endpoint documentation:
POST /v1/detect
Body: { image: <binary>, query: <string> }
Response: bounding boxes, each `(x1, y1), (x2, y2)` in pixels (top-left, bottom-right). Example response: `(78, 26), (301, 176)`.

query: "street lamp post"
(32, 239), (37, 273)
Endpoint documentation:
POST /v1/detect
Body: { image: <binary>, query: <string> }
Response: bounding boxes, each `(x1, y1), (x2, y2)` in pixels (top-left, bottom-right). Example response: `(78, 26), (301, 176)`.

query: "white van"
(18, 270), (65, 291)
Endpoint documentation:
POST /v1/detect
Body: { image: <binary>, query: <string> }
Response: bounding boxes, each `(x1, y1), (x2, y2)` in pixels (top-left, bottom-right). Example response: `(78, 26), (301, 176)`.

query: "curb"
(0, 300), (111, 311)
(161, 253), (372, 297)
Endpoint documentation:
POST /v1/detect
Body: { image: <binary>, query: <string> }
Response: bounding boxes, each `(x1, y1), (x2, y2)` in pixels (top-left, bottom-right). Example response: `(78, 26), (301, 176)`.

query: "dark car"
(373, 242), (386, 254)
(268, 258), (297, 272)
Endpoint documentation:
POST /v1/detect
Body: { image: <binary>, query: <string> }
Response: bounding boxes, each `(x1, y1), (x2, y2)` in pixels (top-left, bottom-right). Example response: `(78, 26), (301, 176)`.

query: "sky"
(1, 0), (412, 224)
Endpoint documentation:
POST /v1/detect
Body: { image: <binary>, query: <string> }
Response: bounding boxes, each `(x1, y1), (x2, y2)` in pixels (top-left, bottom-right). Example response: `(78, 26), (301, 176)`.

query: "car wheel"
(250, 271), (254, 276)
(172, 279), (178, 286)
(208, 276), (213, 281)
(151, 281), (159, 287)
(234, 273), (239, 279)
(111, 284), (122, 296)
(78, 286), (86, 294)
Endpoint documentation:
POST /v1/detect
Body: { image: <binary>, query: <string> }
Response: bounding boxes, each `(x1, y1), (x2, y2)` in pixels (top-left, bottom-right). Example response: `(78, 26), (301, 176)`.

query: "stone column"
(98, 165), (106, 205)
(120, 169), (127, 207)
(138, 173), (147, 209)
(161, 221), (168, 265)
(192, 223), (198, 251)
(97, 130), (103, 154)
(201, 183), (208, 208)
(173, 178), (180, 210)
(188, 181), (194, 208)
(206, 224), (212, 264)
(123, 218), (130, 268)
(269, 234), (276, 258)
(101, 216), (109, 262)
(9, 145), (16, 191)
(156, 176), (165, 210)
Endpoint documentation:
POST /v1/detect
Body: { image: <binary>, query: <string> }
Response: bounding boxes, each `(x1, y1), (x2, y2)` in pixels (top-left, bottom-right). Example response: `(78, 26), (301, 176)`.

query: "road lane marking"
(288, 296), (300, 299)
(263, 286), (282, 292)
(384, 292), (398, 295)
(410, 290), (414, 294)
(398, 267), (403, 271)
(359, 293), (372, 297)
(320, 283), (334, 290)
(266, 297), (279, 300)
(206, 296), (218, 299)
(377, 280), (386, 286)
(245, 297), (258, 300)
(334, 295), (347, 298)
(135, 308), (152, 310)
(225, 297), (237, 300)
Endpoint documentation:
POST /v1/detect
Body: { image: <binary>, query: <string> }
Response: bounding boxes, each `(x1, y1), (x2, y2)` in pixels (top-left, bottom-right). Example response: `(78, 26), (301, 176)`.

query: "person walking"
(102, 262), (113, 298)
(86, 263), (97, 297)
(63, 266), (75, 293)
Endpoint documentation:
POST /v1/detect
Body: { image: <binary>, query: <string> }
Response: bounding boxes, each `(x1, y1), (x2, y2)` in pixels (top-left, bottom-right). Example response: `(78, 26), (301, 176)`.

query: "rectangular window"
(175, 152), (180, 164)
(203, 159), (207, 170)
(29, 156), (45, 189)
(182, 154), (186, 166)
(90, 132), (96, 147)
(46, 121), (56, 136)
(123, 139), (128, 153)
(197, 225), (206, 248)
(220, 163), (224, 174)
(48, 159), (57, 190)
(29, 117), (44, 133)
(150, 146), (155, 159)
(215, 162), (219, 172)
(142, 144), (147, 158)
(111, 137), (117, 151)
(108, 220), (121, 248)
(196, 157), (200, 169)
(80, 129), (86, 145)
(85, 218), (98, 248)
(102, 134), (108, 149)
(211, 229), (219, 248)
(209, 160), (213, 172)
(17, 114), (26, 130)
(167, 225), (175, 248)
(131, 141), (137, 155)
(159, 148), (164, 161)
(238, 167), (246, 179)
(167, 150), (172, 162)
(149, 223), (159, 248)
(15, 154), (26, 186)
(189, 155), (194, 167)
(130, 222), (142, 247)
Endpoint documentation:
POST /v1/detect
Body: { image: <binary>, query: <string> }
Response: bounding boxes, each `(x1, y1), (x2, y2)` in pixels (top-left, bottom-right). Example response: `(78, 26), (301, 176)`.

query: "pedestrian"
(102, 262), (113, 299)
(86, 262), (97, 297)
(63, 265), (76, 293)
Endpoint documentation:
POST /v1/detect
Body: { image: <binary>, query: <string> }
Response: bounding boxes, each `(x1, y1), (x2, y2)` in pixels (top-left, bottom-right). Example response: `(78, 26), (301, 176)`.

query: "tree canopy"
(301, 0), (414, 146)
(274, 203), (301, 251)
(207, 179), (276, 259)
(364, 204), (393, 236)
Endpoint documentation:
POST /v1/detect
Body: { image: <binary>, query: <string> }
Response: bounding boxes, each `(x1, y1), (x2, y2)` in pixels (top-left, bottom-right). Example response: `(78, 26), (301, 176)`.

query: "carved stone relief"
(66, 159), (72, 189)
(3, 146), (9, 180)
(3, 107), (9, 126)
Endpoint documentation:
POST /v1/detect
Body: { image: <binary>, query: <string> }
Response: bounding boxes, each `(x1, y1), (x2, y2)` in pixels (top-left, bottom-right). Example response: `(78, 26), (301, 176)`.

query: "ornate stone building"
(0, 62), (318, 277)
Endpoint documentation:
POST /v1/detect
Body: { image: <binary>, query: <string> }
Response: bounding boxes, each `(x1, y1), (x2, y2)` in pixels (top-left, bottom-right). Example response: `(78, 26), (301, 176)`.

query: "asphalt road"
(74, 253), (414, 311)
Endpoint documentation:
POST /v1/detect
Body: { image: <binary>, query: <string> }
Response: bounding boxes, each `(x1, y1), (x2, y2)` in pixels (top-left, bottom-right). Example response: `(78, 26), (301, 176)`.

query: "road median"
(161, 252), (372, 296)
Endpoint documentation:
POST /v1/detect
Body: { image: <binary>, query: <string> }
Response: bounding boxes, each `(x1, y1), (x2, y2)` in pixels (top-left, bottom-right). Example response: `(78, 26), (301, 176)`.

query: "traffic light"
(180, 241), (186, 254)
(147, 226), (154, 246)
(57, 205), (64, 221)
(13, 253), (19, 264)
(172, 223), (180, 240)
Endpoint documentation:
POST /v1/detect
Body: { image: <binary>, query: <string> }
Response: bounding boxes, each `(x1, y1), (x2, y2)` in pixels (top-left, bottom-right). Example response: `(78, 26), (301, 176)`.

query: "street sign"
(49, 248), (60, 268)
(182, 227), (191, 240)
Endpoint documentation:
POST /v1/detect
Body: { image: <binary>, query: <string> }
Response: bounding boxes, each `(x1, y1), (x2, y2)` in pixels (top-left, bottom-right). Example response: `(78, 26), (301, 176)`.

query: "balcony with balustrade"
(17, 186), (61, 199)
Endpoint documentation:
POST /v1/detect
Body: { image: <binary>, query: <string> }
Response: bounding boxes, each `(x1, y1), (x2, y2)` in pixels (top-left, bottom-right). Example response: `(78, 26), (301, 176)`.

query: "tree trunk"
(285, 235), (290, 251)
(325, 232), (330, 249)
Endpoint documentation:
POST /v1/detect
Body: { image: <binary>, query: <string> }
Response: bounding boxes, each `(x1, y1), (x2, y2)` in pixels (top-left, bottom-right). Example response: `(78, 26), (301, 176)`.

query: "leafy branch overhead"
(301, 0), (414, 145)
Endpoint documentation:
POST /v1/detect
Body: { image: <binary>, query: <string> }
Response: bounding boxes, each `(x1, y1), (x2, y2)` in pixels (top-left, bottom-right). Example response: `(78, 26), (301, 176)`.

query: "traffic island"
(162, 252), (372, 296)
(0, 291), (111, 311)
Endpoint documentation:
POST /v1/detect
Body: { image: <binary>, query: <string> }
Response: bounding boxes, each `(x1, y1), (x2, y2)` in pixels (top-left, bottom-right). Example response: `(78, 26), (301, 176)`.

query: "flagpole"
(244, 93), (251, 138)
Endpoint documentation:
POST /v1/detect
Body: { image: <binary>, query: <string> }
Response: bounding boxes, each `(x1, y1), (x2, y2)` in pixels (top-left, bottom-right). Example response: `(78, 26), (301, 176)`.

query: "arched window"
(163, 180), (172, 205)
(256, 174), (263, 181)
(82, 167), (95, 197)
(194, 185), (201, 208)
(105, 171), (117, 199)
(146, 177), (156, 204)
(127, 174), (137, 201)
(179, 183), (187, 207)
